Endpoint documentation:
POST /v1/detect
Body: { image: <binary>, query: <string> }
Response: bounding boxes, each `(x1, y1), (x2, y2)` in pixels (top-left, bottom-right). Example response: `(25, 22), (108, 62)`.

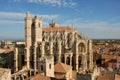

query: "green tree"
(0, 56), (5, 67)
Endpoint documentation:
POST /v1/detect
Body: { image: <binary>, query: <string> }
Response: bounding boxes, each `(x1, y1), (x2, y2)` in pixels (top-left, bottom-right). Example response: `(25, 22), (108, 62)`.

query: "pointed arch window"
(41, 65), (44, 71)
(49, 64), (51, 69)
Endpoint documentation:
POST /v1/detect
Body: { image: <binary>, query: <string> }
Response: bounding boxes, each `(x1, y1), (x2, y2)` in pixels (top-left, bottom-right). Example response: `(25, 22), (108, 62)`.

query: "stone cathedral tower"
(25, 12), (42, 70)
(24, 12), (54, 77)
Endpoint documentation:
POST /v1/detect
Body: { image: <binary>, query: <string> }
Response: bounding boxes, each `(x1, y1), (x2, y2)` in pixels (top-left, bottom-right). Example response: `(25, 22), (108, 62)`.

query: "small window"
(31, 22), (35, 27)
(49, 64), (51, 69)
(39, 23), (41, 27)
(41, 65), (43, 71)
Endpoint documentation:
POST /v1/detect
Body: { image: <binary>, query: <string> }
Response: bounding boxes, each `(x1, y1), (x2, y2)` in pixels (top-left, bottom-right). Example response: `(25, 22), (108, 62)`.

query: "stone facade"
(13, 12), (93, 79)
(0, 68), (11, 80)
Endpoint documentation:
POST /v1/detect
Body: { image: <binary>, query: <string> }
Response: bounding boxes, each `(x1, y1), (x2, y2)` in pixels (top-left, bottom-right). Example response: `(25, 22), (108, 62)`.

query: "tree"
(0, 56), (5, 67)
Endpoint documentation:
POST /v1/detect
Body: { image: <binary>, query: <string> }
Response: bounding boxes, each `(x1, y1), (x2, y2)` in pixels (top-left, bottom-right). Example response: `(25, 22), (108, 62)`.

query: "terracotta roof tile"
(31, 74), (51, 80)
(115, 74), (120, 80)
(43, 26), (72, 32)
(0, 48), (13, 54)
(54, 62), (72, 73)
(97, 74), (114, 80)
(102, 54), (117, 59)
(117, 57), (120, 62)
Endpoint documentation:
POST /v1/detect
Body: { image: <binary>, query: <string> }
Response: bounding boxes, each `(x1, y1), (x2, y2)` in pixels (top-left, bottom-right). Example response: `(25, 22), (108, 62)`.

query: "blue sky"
(0, 0), (120, 40)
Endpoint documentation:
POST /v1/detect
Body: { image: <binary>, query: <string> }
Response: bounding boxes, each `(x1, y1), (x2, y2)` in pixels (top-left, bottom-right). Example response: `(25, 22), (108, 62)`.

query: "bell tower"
(25, 11), (42, 71)
(25, 11), (32, 69)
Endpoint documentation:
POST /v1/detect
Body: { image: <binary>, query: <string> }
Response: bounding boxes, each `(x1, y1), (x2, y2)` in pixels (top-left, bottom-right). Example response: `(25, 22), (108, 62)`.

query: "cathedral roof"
(54, 62), (72, 73)
(42, 26), (72, 32)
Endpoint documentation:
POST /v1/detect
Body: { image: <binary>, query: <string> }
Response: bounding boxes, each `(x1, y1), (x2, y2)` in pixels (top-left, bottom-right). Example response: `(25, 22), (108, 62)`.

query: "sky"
(0, 0), (120, 40)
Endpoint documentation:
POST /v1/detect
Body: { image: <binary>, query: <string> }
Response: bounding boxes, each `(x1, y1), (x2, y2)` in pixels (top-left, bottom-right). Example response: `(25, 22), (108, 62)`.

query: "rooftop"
(97, 74), (114, 80)
(30, 74), (51, 80)
(43, 26), (72, 32)
(54, 62), (72, 73)
(43, 21), (73, 32)
(0, 48), (13, 54)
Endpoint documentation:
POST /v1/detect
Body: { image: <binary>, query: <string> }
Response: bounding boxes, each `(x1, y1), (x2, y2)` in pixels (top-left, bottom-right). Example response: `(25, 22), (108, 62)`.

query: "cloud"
(0, 12), (58, 19)
(79, 22), (120, 39)
(14, 0), (77, 7)
(0, 12), (58, 25)
(64, 18), (120, 30)
(0, 20), (24, 24)
(63, 18), (120, 39)
(0, 12), (25, 19)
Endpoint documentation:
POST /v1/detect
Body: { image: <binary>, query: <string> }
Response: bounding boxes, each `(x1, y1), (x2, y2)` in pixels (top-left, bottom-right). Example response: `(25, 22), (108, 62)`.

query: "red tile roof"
(97, 74), (114, 80)
(54, 62), (72, 73)
(31, 74), (51, 80)
(102, 54), (117, 59)
(43, 26), (72, 32)
(115, 74), (120, 80)
(0, 48), (13, 54)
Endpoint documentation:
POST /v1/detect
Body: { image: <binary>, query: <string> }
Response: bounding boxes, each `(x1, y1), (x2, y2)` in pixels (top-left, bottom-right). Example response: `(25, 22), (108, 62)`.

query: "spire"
(26, 11), (30, 17)
(49, 20), (59, 28)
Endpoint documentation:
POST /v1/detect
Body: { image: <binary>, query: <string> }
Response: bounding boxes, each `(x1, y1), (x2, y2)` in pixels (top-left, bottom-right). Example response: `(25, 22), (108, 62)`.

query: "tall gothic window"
(66, 57), (70, 65)
(39, 22), (41, 27)
(49, 64), (51, 69)
(78, 56), (82, 68)
(41, 65), (44, 71)
(78, 43), (86, 53)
